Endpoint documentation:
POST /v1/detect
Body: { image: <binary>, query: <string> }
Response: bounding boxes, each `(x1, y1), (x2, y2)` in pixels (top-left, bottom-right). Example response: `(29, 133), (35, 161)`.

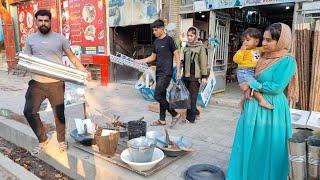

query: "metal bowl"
(121, 148), (164, 171)
(156, 135), (193, 157)
(70, 129), (95, 146)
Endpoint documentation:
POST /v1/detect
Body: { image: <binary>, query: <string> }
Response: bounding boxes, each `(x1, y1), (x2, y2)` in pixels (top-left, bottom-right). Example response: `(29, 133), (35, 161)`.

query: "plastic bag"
(169, 80), (190, 109)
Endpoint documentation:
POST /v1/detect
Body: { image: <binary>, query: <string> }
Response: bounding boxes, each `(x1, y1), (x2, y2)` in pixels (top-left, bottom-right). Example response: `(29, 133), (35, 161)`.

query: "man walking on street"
(23, 9), (90, 155)
(136, 19), (182, 126)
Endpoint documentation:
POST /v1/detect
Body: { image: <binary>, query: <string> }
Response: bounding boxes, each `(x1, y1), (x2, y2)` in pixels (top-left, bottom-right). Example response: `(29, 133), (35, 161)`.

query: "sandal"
(59, 141), (68, 152)
(31, 139), (49, 156)
(170, 114), (181, 127)
(150, 120), (166, 126)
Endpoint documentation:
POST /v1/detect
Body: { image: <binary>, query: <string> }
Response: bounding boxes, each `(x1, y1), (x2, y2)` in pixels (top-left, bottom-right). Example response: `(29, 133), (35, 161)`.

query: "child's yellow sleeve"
(233, 50), (245, 64)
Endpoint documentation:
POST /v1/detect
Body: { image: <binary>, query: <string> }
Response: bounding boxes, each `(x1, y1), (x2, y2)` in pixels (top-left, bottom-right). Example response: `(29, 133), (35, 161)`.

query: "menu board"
(17, 2), (38, 48)
(62, 0), (106, 55)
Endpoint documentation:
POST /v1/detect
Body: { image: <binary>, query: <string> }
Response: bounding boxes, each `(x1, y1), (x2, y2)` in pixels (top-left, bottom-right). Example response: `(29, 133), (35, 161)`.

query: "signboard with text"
(206, 0), (295, 9)
(244, 0), (295, 6)
(17, 2), (38, 48)
(62, 0), (106, 55)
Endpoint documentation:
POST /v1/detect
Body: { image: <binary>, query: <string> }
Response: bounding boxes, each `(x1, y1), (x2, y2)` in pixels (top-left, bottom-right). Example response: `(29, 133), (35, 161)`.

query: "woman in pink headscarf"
(227, 23), (298, 180)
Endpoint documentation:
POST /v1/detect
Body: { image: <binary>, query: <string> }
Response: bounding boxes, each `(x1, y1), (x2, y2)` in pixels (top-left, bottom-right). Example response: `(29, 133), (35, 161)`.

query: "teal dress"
(227, 56), (297, 180)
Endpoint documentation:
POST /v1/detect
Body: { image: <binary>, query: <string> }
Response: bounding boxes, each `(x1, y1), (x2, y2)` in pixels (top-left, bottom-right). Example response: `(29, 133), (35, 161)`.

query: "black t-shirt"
(153, 35), (177, 76)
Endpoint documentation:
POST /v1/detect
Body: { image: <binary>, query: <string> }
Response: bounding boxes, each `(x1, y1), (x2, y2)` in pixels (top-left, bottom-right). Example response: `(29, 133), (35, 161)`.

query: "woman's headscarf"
(186, 26), (202, 47)
(255, 23), (299, 102)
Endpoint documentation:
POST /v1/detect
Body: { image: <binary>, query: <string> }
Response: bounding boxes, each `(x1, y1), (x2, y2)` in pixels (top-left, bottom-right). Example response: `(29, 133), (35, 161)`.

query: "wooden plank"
(300, 26), (304, 109)
(313, 21), (320, 110)
(316, 21), (320, 110)
(304, 24), (310, 110)
(310, 22), (316, 110)
(296, 25), (304, 110)
(309, 21), (320, 110)
(304, 24), (308, 110)
(71, 139), (189, 177)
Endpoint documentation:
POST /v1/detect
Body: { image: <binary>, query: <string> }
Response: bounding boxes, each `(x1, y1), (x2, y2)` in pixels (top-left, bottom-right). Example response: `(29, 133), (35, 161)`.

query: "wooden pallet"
(71, 138), (189, 177)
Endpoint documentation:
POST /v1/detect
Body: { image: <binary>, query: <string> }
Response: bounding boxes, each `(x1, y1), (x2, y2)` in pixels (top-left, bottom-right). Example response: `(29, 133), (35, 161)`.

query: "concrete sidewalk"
(0, 71), (241, 179)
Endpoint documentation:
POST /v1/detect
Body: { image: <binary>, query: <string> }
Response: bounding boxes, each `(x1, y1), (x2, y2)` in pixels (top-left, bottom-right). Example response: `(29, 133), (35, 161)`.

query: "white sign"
(194, 1), (207, 12)
(198, 71), (216, 107)
(302, 2), (320, 11)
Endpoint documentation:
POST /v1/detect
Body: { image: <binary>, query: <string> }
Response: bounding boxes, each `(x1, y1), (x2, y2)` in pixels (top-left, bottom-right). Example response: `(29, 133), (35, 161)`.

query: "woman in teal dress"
(227, 23), (299, 180)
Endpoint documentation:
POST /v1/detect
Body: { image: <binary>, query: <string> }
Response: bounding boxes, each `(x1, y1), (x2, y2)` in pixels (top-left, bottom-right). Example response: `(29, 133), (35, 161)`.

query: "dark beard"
(39, 26), (51, 34)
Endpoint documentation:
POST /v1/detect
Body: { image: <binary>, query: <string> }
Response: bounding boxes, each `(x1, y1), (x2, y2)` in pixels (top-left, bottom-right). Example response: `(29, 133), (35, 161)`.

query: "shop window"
(137, 24), (152, 44)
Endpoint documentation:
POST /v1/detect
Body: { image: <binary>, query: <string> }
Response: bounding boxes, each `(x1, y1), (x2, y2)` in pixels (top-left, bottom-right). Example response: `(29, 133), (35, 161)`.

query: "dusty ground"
(0, 137), (72, 180)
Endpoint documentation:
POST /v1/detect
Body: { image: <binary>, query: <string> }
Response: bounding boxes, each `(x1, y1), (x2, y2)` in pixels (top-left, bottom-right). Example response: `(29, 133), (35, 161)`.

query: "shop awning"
(206, 0), (297, 10)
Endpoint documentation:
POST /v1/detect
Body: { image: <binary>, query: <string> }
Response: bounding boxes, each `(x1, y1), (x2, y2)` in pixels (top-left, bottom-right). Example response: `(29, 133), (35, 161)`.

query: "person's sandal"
(59, 141), (68, 152)
(31, 139), (49, 156)
(170, 114), (181, 128)
(150, 120), (166, 126)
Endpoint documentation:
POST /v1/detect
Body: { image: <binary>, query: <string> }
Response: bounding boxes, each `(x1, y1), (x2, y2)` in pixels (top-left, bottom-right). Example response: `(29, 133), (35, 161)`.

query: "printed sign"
(206, 0), (242, 9)
(17, 2), (38, 48)
(198, 71), (216, 107)
(62, 0), (106, 55)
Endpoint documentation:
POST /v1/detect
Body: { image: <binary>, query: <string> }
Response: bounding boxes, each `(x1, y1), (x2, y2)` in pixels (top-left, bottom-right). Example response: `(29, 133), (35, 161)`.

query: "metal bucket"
(288, 130), (313, 180)
(307, 136), (320, 180)
(127, 137), (156, 163)
(288, 140), (307, 180)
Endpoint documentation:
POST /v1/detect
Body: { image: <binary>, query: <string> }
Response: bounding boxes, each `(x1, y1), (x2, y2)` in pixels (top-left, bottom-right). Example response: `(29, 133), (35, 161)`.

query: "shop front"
(204, 0), (297, 92)
(7, 0), (110, 85)
(108, 0), (161, 82)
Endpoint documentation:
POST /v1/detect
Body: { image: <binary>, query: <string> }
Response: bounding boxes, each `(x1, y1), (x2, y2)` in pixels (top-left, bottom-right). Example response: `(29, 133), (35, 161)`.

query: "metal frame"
(109, 52), (149, 73)
(209, 12), (231, 93)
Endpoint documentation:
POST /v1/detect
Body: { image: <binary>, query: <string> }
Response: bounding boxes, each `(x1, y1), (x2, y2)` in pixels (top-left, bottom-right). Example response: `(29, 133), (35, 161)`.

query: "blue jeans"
(236, 67), (256, 84)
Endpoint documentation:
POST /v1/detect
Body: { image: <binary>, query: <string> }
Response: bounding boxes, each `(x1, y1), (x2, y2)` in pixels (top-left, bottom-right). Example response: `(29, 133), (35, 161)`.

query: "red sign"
(17, 2), (38, 48)
(62, 0), (106, 55)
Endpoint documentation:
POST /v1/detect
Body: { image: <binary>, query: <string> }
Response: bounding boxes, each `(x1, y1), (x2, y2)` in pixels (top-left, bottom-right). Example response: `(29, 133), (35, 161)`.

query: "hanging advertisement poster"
(17, 2), (38, 48)
(109, 0), (160, 27)
(62, 0), (106, 55)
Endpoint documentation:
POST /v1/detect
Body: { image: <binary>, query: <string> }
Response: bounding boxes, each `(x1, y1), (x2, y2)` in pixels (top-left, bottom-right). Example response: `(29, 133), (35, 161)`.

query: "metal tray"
(71, 138), (189, 176)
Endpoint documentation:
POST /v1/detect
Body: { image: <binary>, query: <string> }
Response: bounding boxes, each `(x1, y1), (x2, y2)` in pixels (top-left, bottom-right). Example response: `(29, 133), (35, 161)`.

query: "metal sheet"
(18, 53), (88, 85)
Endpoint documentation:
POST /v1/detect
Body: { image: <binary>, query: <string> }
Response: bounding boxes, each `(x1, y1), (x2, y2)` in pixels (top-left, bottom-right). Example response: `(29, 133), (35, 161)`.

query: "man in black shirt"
(136, 19), (181, 126)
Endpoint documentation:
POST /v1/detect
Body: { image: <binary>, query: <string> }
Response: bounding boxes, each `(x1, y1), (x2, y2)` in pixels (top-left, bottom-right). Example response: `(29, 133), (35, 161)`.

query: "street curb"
(0, 153), (41, 180)
(0, 116), (151, 180)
